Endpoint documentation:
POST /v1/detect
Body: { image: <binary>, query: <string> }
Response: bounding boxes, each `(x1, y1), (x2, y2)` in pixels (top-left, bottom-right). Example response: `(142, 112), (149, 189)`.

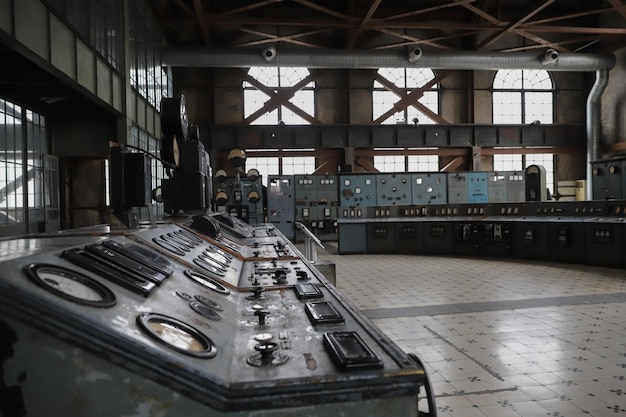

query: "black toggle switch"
(255, 342), (278, 366)
(254, 310), (270, 325)
(273, 271), (287, 283)
(248, 286), (265, 299)
(296, 270), (309, 280)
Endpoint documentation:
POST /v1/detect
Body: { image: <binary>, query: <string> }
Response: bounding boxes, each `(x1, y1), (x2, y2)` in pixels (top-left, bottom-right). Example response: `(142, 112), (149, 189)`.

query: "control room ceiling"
(149, 0), (626, 54)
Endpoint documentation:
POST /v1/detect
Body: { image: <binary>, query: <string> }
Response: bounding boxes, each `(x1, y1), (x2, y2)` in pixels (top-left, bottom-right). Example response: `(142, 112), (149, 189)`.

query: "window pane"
(374, 68), (438, 125)
(246, 157), (279, 187)
(493, 154), (523, 171)
(282, 156), (315, 175)
(244, 67), (314, 125)
(493, 92), (522, 124)
(407, 155), (438, 171)
(524, 92), (553, 124)
(374, 155), (404, 172)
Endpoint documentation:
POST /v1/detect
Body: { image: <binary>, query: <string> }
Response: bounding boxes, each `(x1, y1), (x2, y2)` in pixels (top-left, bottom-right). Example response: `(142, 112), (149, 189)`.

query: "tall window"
(1, 99), (48, 228)
(243, 67), (315, 125)
(373, 68), (439, 125)
(493, 69), (554, 124)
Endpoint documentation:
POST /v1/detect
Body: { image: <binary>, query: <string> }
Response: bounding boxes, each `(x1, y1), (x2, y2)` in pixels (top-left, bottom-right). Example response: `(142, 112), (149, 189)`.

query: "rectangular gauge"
(84, 244), (168, 285)
(305, 301), (345, 325)
(62, 248), (156, 296)
(323, 331), (383, 371)
(293, 283), (323, 299)
(102, 239), (173, 277)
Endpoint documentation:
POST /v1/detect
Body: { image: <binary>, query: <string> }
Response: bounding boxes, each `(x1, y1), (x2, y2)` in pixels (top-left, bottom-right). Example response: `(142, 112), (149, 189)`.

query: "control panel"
(0, 213), (428, 416)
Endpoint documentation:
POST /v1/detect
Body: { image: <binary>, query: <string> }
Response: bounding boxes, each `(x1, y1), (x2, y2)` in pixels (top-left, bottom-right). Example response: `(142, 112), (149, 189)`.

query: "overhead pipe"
(586, 70), (610, 200)
(162, 47), (615, 71)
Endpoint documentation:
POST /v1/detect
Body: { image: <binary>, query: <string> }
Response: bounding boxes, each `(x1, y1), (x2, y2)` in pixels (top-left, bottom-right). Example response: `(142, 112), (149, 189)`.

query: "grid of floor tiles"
(314, 247), (626, 417)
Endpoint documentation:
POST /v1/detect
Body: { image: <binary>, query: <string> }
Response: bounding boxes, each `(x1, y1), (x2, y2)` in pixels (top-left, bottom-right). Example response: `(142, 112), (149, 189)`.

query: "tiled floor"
(312, 246), (626, 417)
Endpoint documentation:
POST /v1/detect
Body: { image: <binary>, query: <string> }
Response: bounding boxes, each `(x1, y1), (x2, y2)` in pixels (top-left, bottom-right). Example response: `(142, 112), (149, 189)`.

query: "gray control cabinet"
(376, 173), (412, 206)
(412, 173), (447, 204)
(267, 175), (296, 239)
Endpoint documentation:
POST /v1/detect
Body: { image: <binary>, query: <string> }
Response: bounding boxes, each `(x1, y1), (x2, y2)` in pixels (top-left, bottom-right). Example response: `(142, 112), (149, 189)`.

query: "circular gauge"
(185, 270), (230, 295)
(193, 257), (226, 277)
(161, 96), (189, 139)
(227, 148), (246, 167)
(190, 301), (221, 321)
(24, 263), (116, 308)
(136, 313), (216, 358)
(215, 169), (228, 183)
(215, 191), (229, 205)
(160, 135), (180, 168)
(248, 190), (261, 204)
(246, 168), (260, 182)
(195, 294), (223, 311)
(152, 237), (185, 256)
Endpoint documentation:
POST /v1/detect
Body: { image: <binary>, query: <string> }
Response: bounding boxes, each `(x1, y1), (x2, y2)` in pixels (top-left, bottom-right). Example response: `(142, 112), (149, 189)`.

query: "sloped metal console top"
(0, 214), (425, 413)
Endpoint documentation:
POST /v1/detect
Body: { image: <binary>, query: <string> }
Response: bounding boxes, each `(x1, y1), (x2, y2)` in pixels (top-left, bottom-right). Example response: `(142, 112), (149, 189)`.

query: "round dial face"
(137, 313), (217, 358)
(24, 263), (116, 308)
(179, 96), (189, 139)
(160, 135), (180, 168)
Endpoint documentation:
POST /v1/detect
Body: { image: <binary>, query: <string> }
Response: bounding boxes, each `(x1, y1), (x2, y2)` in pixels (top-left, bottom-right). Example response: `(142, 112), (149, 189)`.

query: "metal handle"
(408, 352), (437, 417)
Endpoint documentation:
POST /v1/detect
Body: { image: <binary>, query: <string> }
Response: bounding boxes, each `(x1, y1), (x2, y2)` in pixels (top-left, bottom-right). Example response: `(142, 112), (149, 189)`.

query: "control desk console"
(0, 212), (429, 417)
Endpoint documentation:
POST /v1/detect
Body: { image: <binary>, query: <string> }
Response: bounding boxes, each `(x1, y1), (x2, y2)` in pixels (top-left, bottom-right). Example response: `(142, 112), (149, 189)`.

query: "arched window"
(243, 67), (315, 125)
(493, 70), (556, 197)
(373, 68), (439, 125)
(492, 69), (554, 124)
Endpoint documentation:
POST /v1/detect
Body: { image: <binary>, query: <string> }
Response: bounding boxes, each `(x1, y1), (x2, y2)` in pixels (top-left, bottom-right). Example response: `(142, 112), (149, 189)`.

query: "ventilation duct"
(162, 47), (615, 72)
(586, 70), (610, 200)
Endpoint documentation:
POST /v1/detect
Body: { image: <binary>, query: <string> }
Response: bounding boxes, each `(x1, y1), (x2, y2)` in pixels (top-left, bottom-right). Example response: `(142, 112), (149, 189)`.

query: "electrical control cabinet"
(215, 177), (264, 224)
(447, 172), (469, 204)
(366, 221), (396, 253)
(267, 175), (296, 239)
(395, 221), (424, 254)
(0, 213), (430, 417)
(412, 173), (447, 205)
(337, 222), (367, 254)
(548, 219), (586, 263)
(482, 221), (516, 257)
(591, 159), (624, 200)
(376, 173), (412, 206)
(338, 174), (377, 210)
(423, 220), (454, 254)
(505, 171), (526, 202)
(467, 172), (489, 203)
(584, 217), (626, 268)
(294, 174), (339, 241)
(315, 174), (339, 240)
